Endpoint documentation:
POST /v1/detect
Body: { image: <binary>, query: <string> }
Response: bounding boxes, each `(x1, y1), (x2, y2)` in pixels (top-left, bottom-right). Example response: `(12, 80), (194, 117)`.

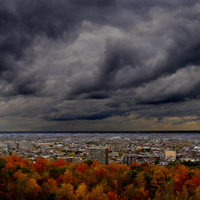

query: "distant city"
(1, 132), (200, 166)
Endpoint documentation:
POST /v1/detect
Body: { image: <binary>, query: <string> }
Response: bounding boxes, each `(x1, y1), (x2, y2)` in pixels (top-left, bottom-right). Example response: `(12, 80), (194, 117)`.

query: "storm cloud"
(1, 0), (200, 130)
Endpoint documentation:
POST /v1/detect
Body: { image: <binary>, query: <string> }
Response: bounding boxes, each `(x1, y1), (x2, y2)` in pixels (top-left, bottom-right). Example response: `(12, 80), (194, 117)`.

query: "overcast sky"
(1, 0), (200, 131)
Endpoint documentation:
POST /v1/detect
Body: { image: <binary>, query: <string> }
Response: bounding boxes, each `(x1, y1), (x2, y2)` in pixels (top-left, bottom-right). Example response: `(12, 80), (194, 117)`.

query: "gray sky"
(1, 0), (200, 131)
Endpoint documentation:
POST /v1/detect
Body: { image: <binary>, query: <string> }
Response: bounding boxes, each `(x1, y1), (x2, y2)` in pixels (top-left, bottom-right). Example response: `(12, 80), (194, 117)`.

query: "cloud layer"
(1, 0), (200, 130)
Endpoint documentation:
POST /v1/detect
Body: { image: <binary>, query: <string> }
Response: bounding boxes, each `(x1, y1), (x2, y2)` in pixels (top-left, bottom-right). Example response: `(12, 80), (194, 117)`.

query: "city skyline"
(1, 0), (200, 131)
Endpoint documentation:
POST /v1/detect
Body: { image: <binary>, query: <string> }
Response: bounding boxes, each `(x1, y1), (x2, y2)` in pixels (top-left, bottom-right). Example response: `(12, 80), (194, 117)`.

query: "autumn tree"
(55, 183), (76, 200)
(87, 184), (108, 200)
(63, 168), (73, 184)
(151, 166), (167, 191)
(25, 178), (41, 200)
(76, 182), (87, 200)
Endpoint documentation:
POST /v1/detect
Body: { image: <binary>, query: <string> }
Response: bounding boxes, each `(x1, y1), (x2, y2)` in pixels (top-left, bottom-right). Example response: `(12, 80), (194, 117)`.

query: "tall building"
(89, 146), (108, 165)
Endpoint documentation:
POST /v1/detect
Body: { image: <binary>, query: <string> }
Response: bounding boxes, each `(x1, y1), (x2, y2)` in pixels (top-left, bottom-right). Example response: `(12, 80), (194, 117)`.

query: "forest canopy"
(0, 154), (200, 200)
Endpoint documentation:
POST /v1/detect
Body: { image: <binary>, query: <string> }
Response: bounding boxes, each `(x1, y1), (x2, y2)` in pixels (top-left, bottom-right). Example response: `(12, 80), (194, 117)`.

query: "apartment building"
(89, 146), (108, 165)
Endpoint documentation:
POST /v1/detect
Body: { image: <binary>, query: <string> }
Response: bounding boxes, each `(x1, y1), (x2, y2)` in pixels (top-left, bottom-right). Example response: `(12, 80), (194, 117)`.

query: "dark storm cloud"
(1, 0), (200, 126)
(8, 71), (46, 96)
(0, 0), (116, 95)
(70, 31), (200, 103)
(68, 37), (152, 99)
(133, 65), (200, 105)
(50, 110), (118, 121)
(68, 2), (200, 108)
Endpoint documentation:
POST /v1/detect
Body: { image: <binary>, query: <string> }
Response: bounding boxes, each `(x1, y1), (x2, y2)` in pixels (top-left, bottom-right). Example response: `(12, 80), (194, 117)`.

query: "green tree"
(155, 159), (160, 165)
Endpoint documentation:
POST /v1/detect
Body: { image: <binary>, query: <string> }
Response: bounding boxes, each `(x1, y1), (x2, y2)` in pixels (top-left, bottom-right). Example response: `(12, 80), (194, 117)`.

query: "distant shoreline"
(1, 130), (200, 134)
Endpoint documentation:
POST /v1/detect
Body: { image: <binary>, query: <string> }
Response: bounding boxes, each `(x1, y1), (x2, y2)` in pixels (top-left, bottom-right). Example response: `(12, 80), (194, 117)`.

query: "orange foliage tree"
(1, 154), (200, 200)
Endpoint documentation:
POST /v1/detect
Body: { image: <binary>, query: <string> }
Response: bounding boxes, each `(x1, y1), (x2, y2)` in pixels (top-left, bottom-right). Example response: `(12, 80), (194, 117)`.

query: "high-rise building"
(89, 146), (108, 165)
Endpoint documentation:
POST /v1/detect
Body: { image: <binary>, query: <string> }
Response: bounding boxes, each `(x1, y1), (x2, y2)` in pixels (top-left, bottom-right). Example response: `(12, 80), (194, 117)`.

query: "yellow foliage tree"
(153, 189), (161, 200)
(42, 170), (50, 181)
(76, 183), (87, 200)
(151, 167), (166, 191)
(87, 184), (108, 200)
(91, 159), (101, 171)
(55, 183), (76, 200)
(176, 185), (189, 200)
(31, 171), (42, 181)
(126, 184), (148, 200)
(135, 172), (146, 188)
(46, 178), (58, 193)
(26, 178), (41, 199)
(64, 169), (73, 183)
(196, 185), (200, 200)
(69, 153), (76, 157)
(138, 147), (142, 152)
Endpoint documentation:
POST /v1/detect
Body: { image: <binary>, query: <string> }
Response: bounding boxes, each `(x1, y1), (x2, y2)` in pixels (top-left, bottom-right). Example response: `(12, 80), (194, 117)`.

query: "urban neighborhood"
(0, 133), (200, 166)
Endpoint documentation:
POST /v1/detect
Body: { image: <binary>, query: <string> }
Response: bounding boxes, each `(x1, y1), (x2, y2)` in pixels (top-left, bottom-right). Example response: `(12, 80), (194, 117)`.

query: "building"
(7, 141), (32, 150)
(57, 157), (75, 164)
(107, 145), (112, 150)
(7, 142), (18, 150)
(89, 146), (108, 165)
(18, 141), (33, 150)
(165, 150), (176, 161)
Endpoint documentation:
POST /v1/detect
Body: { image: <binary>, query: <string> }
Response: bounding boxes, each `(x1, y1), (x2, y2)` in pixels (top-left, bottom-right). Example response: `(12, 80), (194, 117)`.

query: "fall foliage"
(1, 154), (200, 199)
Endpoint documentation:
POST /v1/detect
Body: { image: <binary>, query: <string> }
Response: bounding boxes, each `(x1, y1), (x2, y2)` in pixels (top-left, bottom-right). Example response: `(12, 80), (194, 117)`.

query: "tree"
(13, 171), (25, 179)
(76, 183), (87, 200)
(151, 167), (166, 191)
(87, 184), (107, 200)
(126, 184), (149, 200)
(46, 178), (58, 193)
(5, 162), (16, 172)
(25, 178), (41, 200)
(155, 159), (160, 165)
(55, 183), (76, 200)
(0, 158), (6, 169)
(63, 169), (73, 184)
(85, 160), (93, 167)
(76, 162), (87, 173)
(118, 152), (123, 157)
(135, 172), (146, 188)
(0, 191), (11, 200)
(35, 157), (49, 172)
(173, 165), (189, 192)
(69, 153), (76, 157)
(196, 185), (200, 200)
(52, 159), (66, 168)
(107, 191), (118, 200)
